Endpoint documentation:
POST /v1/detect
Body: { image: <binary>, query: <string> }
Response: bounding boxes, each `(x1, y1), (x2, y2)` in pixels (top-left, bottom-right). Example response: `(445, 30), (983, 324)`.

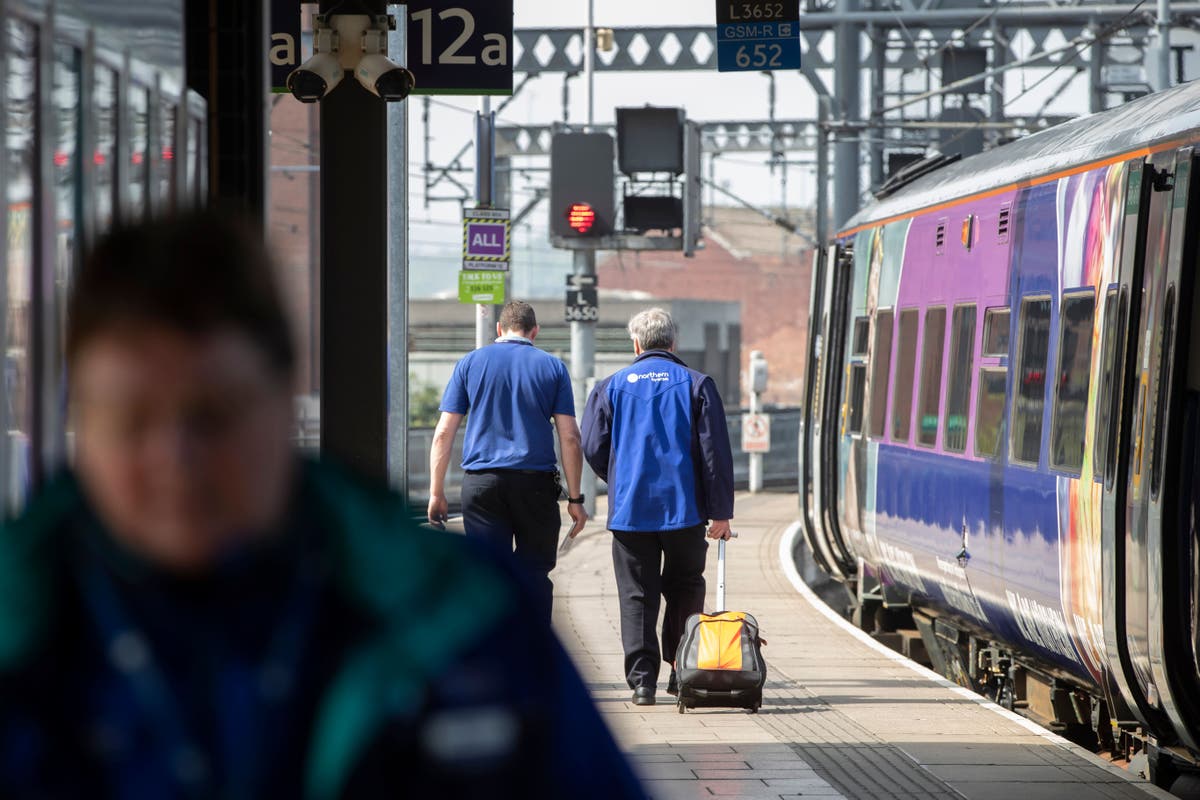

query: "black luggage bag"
(674, 534), (767, 712)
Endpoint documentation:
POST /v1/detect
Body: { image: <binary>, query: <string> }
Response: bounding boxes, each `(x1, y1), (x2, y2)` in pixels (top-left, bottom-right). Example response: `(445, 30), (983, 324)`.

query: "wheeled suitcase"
(674, 534), (767, 713)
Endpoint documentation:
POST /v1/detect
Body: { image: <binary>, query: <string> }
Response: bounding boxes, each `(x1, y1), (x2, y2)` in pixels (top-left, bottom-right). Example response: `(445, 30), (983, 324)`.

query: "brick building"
(597, 207), (814, 407)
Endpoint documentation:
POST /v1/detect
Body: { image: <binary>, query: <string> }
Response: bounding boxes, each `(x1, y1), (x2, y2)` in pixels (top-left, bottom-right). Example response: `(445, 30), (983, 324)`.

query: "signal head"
(567, 203), (597, 235)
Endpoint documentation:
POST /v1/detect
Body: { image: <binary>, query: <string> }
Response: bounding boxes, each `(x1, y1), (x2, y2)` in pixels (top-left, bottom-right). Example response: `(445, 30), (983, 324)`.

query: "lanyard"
(75, 542), (322, 799)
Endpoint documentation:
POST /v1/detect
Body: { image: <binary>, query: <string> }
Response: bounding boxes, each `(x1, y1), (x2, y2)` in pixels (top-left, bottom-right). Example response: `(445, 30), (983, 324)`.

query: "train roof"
(839, 79), (1200, 236)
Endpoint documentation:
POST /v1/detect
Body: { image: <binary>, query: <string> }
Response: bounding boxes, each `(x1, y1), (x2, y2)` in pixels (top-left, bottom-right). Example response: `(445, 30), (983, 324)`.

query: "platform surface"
(551, 491), (1172, 800)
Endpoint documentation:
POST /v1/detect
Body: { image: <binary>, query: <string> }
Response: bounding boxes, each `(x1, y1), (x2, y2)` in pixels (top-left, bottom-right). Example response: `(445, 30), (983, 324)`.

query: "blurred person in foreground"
(0, 210), (644, 800)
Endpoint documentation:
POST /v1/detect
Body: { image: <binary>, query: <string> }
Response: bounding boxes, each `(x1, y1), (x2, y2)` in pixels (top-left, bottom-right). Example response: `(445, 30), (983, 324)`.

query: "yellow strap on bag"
(696, 612), (747, 670)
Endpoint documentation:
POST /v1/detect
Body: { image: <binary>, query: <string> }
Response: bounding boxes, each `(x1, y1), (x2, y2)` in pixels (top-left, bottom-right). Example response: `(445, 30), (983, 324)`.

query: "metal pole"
(990, 18), (1006, 127)
(387, 6), (409, 495)
(586, 0), (595, 128)
(475, 98), (495, 350)
(833, 0), (861, 231)
(1088, 22), (1105, 113)
(749, 388), (762, 493)
(816, 96), (829, 246)
(575, 0), (598, 515)
(868, 22), (884, 192)
(571, 249), (597, 517)
(1158, 0), (1172, 91)
(786, 4), (1200, 27)
(320, 0), (389, 481)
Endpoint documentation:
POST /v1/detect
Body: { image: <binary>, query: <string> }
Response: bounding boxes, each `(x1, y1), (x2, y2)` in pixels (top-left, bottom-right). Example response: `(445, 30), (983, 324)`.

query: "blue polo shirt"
(440, 337), (575, 471)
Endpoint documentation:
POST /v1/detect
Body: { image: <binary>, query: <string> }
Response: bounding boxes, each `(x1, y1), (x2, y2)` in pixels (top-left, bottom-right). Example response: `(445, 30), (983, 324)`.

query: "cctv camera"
(355, 54), (415, 101)
(287, 51), (344, 103)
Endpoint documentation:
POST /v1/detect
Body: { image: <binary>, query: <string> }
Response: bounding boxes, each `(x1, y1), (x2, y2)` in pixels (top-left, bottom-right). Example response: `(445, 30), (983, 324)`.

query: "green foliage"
(409, 376), (442, 429)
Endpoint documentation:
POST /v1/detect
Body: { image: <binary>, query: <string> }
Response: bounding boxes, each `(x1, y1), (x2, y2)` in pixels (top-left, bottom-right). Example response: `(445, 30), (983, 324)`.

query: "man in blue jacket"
(581, 308), (734, 706)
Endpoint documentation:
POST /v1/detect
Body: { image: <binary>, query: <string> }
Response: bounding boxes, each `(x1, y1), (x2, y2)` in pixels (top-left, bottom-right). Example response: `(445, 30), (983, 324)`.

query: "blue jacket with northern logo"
(581, 351), (734, 532)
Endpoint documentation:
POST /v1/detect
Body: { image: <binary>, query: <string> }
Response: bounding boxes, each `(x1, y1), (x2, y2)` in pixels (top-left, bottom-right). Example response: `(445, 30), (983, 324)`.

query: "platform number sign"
(268, 0), (301, 92)
(715, 0), (801, 73)
(407, 0), (513, 95)
(565, 275), (598, 323)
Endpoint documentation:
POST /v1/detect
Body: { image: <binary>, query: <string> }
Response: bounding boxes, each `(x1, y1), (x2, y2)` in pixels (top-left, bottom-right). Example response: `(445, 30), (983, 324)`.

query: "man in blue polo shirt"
(428, 301), (588, 623)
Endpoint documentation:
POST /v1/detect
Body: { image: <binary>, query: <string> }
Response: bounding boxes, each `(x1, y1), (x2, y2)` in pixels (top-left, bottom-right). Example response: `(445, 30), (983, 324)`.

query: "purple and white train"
(799, 80), (1200, 791)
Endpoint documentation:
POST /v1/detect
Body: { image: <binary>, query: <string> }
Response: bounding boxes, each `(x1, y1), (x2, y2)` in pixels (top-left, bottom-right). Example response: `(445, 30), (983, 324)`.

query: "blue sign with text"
(715, 0), (800, 73)
(717, 21), (800, 72)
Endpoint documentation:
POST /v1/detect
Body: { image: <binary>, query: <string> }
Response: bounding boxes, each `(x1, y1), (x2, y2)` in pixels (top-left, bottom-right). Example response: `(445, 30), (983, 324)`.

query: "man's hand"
(427, 494), (449, 529)
(566, 502), (589, 538)
(707, 519), (732, 540)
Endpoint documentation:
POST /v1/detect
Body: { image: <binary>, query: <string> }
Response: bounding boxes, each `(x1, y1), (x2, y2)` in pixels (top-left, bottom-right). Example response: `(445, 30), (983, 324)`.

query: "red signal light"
(567, 203), (596, 234)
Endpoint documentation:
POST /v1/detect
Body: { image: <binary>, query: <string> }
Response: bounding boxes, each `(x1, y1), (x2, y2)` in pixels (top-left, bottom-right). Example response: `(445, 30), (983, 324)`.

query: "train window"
(851, 317), (869, 356)
(1091, 290), (1120, 480)
(194, 117), (208, 202)
(186, 116), (201, 207)
(975, 368), (1007, 458)
(916, 307), (947, 447)
(983, 307), (1010, 356)
(129, 86), (150, 220)
(868, 309), (894, 438)
(54, 44), (82, 338)
(1010, 296), (1053, 466)
(845, 316), (869, 436)
(1150, 286), (1177, 499)
(94, 67), (118, 231)
(4, 18), (38, 511)
(1102, 290), (1130, 488)
(944, 304), (977, 453)
(159, 99), (177, 210)
(1050, 293), (1097, 474)
(892, 309), (919, 443)
(813, 314), (827, 421)
(846, 364), (866, 435)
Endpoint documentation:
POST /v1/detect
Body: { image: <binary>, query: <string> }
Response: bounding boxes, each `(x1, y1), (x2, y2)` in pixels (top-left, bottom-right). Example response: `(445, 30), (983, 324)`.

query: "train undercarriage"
(830, 568), (1200, 798)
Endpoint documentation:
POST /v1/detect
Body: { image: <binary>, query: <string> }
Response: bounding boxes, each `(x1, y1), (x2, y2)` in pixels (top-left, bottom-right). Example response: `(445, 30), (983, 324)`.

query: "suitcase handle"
(715, 531), (737, 611)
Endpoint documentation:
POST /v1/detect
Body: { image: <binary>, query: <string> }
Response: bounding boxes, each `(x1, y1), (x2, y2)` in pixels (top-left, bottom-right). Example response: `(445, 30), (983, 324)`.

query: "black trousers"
(461, 470), (561, 624)
(611, 525), (708, 690)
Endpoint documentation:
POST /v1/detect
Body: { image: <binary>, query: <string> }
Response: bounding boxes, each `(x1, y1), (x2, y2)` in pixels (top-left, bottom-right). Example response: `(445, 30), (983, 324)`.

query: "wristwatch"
(567, 494), (586, 505)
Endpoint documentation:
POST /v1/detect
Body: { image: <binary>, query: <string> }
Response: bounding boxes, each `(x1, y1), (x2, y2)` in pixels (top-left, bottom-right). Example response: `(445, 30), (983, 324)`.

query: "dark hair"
(67, 209), (295, 377)
(498, 300), (537, 334)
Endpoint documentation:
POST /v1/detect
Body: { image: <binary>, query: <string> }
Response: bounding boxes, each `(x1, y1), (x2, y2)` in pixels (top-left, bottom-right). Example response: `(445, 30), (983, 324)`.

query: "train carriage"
(0, 0), (206, 513)
(801, 79), (1200, 787)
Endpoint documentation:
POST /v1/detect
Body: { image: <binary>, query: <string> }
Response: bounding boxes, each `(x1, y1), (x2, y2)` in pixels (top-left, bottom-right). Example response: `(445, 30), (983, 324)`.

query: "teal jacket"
(0, 461), (644, 799)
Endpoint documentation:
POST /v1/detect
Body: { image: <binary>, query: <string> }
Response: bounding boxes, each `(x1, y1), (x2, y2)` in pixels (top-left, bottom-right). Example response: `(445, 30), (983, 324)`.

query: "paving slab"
(551, 492), (1172, 800)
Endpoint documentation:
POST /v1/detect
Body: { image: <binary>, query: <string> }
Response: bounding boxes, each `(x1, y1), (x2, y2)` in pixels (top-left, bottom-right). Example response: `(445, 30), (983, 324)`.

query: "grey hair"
(627, 307), (677, 351)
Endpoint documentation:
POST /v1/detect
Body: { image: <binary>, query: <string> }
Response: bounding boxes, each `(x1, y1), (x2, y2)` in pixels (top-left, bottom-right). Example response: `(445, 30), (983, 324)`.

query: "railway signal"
(549, 132), (615, 239)
(549, 110), (702, 255)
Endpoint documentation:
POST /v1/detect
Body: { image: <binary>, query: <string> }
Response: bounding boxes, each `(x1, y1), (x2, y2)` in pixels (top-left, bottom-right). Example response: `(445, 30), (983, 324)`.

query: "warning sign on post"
(462, 208), (511, 271)
(741, 413), (771, 453)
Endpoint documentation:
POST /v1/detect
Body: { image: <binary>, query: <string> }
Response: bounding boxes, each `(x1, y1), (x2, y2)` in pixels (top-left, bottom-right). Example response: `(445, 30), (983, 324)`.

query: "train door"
(816, 242), (858, 578)
(804, 245), (848, 580)
(799, 247), (836, 575)
(1102, 150), (1200, 749)
(1141, 148), (1200, 751)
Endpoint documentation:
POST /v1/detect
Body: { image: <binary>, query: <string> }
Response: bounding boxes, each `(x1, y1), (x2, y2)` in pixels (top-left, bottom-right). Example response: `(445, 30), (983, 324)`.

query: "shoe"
(666, 670), (679, 696)
(632, 686), (656, 706)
